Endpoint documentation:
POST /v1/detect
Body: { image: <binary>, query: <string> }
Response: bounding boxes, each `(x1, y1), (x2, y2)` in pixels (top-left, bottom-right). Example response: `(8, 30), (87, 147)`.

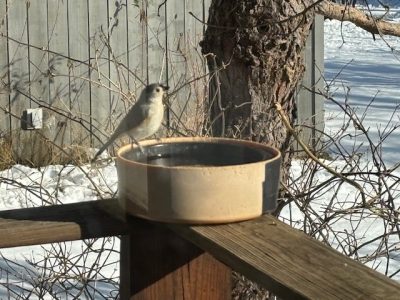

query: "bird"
(92, 83), (169, 161)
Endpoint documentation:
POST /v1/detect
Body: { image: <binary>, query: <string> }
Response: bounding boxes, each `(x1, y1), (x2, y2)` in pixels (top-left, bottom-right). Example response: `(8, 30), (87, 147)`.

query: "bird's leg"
(129, 135), (145, 154)
(152, 132), (163, 142)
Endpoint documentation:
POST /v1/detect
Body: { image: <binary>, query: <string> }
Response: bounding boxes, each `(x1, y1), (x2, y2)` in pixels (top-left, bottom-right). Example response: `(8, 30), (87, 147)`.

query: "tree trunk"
(201, 0), (315, 186)
(201, 2), (316, 297)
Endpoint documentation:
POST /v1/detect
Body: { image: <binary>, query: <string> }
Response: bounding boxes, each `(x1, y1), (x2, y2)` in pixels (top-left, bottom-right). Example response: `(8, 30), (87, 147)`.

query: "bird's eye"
(156, 88), (161, 92)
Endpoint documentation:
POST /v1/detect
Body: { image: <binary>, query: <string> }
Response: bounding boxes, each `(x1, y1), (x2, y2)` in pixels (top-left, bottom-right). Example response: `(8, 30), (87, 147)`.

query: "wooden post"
(120, 221), (232, 300)
(295, 14), (325, 155)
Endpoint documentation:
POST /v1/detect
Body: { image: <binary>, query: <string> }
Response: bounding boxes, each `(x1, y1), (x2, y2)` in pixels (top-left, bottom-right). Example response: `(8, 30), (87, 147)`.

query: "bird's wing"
(116, 102), (150, 133)
(92, 103), (149, 161)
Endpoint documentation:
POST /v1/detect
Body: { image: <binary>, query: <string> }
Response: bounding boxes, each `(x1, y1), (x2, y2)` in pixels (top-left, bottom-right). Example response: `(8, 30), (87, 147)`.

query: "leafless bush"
(1, 1), (400, 299)
(0, 1), (211, 298)
(0, 239), (119, 299)
(279, 89), (400, 279)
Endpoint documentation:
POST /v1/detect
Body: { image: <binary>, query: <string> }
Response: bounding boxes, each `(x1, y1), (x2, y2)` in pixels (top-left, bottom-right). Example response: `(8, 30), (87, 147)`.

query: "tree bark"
(201, 1), (400, 297)
(201, 0), (315, 183)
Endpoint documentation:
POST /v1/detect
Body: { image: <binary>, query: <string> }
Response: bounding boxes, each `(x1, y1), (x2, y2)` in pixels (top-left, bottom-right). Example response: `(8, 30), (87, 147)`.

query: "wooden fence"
(296, 14), (325, 153)
(0, 0), (324, 162)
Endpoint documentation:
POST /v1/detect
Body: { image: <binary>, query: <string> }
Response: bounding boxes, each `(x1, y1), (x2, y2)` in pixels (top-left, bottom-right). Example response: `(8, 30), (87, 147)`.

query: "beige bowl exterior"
(116, 137), (281, 224)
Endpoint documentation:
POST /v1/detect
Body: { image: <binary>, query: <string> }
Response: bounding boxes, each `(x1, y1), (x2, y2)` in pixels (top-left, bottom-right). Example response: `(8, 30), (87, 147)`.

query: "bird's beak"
(161, 85), (169, 105)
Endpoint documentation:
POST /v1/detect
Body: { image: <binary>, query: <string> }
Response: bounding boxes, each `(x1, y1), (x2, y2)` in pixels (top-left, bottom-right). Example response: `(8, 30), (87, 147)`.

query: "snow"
(280, 12), (400, 280)
(0, 164), (119, 299)
(1, 9), (400, 299)
(324, 12), (400, 167)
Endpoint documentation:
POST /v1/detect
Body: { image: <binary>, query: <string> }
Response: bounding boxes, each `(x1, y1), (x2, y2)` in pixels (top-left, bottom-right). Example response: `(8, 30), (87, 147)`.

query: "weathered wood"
(0, 199), (129, 248)
(67, 0), (91, 146)
(120, 222), (231, 300)
(47, 0), (70, 147)
(88, 0), (111, 148)
(7, 1), (31, 158)
(1, 1), (324, 162)
(126, 0), (147, 88)
(0, 199), (396, 299)
(0, 1), (10, 133)
(108, 0), (129, 138)
(146, 0), (166, 84)
(166, 0), (211, 134)
(28, 0), (49, 107)
(165, 0), (186, 129)
(171, 216), (400, 300)
(296, 14), (325, 155)
(0, 199), (231, 299)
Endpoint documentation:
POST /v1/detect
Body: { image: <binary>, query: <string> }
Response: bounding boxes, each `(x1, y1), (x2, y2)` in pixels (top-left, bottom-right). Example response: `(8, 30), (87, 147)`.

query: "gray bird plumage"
(93, 83), (169, 161)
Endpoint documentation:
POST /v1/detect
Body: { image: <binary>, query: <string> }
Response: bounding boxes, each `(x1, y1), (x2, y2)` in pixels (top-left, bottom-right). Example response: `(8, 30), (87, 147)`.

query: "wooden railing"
(0, 199), (399, 299)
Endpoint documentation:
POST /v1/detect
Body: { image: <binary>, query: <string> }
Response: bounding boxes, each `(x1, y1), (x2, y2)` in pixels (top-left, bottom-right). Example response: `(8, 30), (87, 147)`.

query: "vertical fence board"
(166, 0), (209, 136)
(125, 0), (147, 134)
(88, 0), (111, 148)
(146, 0), (166, 85)
(28, 0), (49, 107)
(127, 0), (146, 90)
(7, 1), (31, 160)
(166, 1), (188, 134)
(8, 1), (29, 127)
(0, 1), (10, 134)
(67, 0), (91, 147)
(24, 0), (52, 165)
(108, 0), (129, 136)
(47, 0), (70, 149)
(295, 15), (325, 155)
(179, 0), (209, 134)
(313, 14), (325, 147)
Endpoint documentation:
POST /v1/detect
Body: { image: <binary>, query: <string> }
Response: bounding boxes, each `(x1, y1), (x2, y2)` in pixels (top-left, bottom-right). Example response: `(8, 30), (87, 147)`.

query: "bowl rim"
(116, 137), (281, 170)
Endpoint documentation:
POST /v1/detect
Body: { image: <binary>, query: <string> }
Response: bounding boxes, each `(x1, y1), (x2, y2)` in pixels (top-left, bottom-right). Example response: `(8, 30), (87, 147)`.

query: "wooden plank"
(0, 199), (130, 248)
(0, 1), (10, 134)
(165, 0), (187, 132)
(180, 0), (210, 133)
(0, 199), (231, 300)
(126, 0), (146, 89)
(171, 216), (400, 300)
(295, 15), (325, 155)
(107, 0), (130, 144)
(7, 1), (32, 159)
(47, 0), (70, 147)
(165, 0), (211, 135)
(88, 0), (110, 148)
(0, 199), (398, 299)
(26, 0), (53, 165)
(28, 0), (49, 106)
(120, 223), (231, 299)
(67, 0), (91, 147)
(122, 0), (147, 145)
(296, 20), (314, 152)
(7, 0), (30, 126)
(313, 14), (325, 146)
(146, 0), (166, 84)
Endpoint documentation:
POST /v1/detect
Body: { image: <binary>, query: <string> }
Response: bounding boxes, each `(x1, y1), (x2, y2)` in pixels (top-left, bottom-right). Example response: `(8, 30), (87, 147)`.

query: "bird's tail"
(92, 138), (114, 162)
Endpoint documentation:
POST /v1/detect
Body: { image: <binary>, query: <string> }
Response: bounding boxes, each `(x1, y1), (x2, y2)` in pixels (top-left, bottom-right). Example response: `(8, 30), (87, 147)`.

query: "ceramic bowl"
(116, 137), (281, 224)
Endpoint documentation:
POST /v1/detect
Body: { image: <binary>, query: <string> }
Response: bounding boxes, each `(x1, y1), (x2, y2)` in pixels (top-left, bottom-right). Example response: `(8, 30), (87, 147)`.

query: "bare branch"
(316, 1), (400, 37)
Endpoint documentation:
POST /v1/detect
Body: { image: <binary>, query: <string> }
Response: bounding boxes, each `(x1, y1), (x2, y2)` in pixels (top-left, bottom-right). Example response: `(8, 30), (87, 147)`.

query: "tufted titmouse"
(92, 83), (169, 161)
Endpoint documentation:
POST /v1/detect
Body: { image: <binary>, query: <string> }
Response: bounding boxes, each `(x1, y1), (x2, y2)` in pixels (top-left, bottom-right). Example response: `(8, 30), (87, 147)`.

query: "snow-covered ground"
(281, 9), (400, 281)
(1, 10), (400, 299)
(0, 164), (119, 299)
(324, 9), (400, 167)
